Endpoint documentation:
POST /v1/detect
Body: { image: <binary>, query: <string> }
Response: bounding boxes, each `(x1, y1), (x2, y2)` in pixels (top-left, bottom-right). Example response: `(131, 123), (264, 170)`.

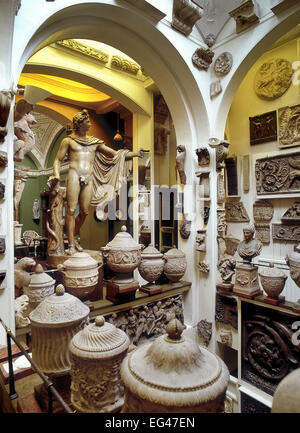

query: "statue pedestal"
(233, 262), (262, 299)
(216, 282), (233, 293)
(139, 283), (163, 295)
(263, 295), (285, 306)
(106, 279), (139, 304)
(14, 221), (23, 246)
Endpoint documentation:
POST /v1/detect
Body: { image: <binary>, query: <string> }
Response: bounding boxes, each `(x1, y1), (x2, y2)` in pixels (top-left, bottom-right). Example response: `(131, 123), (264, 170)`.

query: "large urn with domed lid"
(120, 318), (229, 413)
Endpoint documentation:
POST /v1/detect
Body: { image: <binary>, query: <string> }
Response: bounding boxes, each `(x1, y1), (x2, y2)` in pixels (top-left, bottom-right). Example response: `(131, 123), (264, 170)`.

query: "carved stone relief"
(179, 217), (191, 239)
(154, 127), (170, 156)
(256, 152), (300, 195)
(0, 181), (5, 200)
(0, 151), (8, 167)
(213, 52), (233, 76)
(196, 229), (206, 252)
(217, 208), (227, 234)
(253, 199), (274, 244)
(0, 237), (6, 254)
(56, 39), (109, 63)
(204, 33), (216, 48)
(272, 224), (300, 242)
(216, 141), (230, 170)
(217, 174), (225, 204)
(281, 202), (300, 224)
(210, 79), (222, 99)
(218, 257), (236, 287)
(196, 169), (210, 198)
(228, 0), (259, 34)
(219, 330), (232, 347)
(278, 104), (300, 148)
(200, 205), (210, 225)
(0, 90), (13, 142)
(196, 319), (212, 347)
(225, 202), (250, 222)
(224, 235), (240, 256)
(192, 48), (214, 71)
(197, 261), (209, 273)
(154, 95), (169, 125)
(249, 111), (277, 145)
(172, 0), (203, 36)
(215, 293), (237, 329)
(195, 147), (210, 166)
(111, 55), (140, 75)
(217, 235), (226, 262)
(254, 58), (293, 100)
(176, 145), (186, 184)
(105, 294), (184, 346)
(242, 303), (300, 396)
(254, 223), (271, 245)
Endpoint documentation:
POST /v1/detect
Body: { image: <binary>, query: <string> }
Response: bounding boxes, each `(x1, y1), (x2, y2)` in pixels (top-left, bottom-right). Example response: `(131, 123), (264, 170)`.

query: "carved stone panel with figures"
(225, 202), (250, 223)
(255, 152), (300, 195)
(105, 294), (184, 346)
(278, 104), (300, 148)
(249, 111), (277, 145)
(242, 302), (300, 396)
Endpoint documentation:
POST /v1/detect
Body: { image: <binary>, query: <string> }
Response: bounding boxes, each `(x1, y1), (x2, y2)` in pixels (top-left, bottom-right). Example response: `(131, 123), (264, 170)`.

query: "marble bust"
(237, 224), (262, 263)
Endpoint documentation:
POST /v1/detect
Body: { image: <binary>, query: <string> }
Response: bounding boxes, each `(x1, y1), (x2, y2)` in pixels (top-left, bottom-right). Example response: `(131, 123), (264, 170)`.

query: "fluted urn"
(163, 247), (187, 283)
(286, 243), (300, 313)
(138, 244), (164, 295)
(120, 318), (229, 413)
(24, 263), (55, 309)
(69, 315), (130, 413)
(101, 226), (142, 284)
(29, 284), (90, 376)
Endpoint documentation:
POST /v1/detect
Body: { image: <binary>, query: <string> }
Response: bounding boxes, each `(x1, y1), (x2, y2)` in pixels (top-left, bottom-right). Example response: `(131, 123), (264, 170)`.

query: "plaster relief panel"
(172, 0), (203, 36)
(210, 79), (222, 99)
(213, 52), (233, 76)
(243, 155), (250, 193)
(196, 169), (210, 199)
(278, 104), (300, 148)
(196, 229), (206, 252)
(225, 202), (250, 223)
(253, 199), (274, 244)
(272, 224), (300, 242)
(154, 127), (170, 156)
(249, 111), (277, 145)
(197, 261), (210, 273)
(192, 48), (214, 71)
(228, 0), (259, 33)
(196, 319), (212, 347)
(217, 174), (225, 204)
(0, 90), (13, 142)
(224, 235), (240, 256)
(254, 58), (293, 100)
(281, 202), (300, 224)
(195, 147), (210, 166)
(0, 151), (8, 167)
(255, 152), (300, 195)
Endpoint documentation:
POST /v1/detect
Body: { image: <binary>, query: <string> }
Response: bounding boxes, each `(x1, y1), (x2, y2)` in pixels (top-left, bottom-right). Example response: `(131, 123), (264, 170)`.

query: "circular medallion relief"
(254, 58), (293, 100)
(214, 52), (233, 76)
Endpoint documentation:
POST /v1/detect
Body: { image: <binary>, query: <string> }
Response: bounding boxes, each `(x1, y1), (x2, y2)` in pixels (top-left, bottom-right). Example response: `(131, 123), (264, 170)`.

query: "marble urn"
(29, 284), (90, 377)
(101, 226), (142, 303)
(120, 319), (229, 413)
(24, 263), (55, 309)
(58, 251), (99, 299)
(138, 244), (164, 295)
(259, 263), (287, 304)
(101, 225), (142, 284)
(69, 315), (130, 413)
(163, 247), (187, 283)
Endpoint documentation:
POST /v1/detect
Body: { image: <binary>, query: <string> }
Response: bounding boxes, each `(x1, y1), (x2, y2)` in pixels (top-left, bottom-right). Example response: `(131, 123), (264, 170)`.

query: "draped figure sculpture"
(48, 109), (143, 255)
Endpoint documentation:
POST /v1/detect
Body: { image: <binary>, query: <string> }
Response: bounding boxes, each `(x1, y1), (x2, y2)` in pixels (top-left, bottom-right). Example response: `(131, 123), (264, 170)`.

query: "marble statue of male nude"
(49, 109), (143, 255)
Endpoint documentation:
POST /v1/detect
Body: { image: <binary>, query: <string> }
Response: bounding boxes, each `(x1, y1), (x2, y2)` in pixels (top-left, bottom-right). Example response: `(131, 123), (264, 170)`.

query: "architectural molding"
(56, 39), (109, 64)
(172, 0), (203, 36)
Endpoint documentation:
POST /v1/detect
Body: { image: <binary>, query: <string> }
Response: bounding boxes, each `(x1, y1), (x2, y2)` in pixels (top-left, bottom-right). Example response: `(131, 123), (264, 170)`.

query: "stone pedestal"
(140, 283), (163, 295)
(217, 282), (233, 293)
(106, 280), (139, 304)
(233, 263), (262, 298)
(263, 295), (285, 306)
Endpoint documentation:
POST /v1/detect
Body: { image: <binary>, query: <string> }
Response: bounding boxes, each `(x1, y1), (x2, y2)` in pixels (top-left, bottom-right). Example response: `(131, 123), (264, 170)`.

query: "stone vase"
(138, 245), (164, 295)
(259, 263), (287, 304)
(286, 244), (300, 313)
(69, 316), (130, 413)
(163, 247), (187, 284)
(120, 319), (229, 413)
(24, 263), (55, 310)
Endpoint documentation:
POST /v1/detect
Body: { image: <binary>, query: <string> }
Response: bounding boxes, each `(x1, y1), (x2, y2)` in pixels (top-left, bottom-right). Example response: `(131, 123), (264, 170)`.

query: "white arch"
(13, 1), (209, 148)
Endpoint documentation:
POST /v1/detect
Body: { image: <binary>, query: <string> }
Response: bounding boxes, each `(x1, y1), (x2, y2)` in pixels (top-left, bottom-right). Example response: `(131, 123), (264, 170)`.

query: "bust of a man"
(237, 224), (262, 263)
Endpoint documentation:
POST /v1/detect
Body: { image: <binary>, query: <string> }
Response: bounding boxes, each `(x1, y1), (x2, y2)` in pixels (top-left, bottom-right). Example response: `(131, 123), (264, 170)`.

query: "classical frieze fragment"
(272, 224), (300, 241)
(225, 202), (250, 222)
(111, 56), (140, 75)
(249, 111), (277, 145)
(254, 58), (292, 100)
(172, 0), (203, 36)
(228, 0), (259, 34)
(255, 152), (300, 195)
(278, 104), (300, 148)
(281, 201), (300, 224)
(56, 40), (109, 63)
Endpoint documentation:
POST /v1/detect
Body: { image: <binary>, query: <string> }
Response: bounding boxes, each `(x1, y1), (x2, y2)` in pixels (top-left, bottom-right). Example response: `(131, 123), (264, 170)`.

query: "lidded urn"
(120, 318), (229, 413)
(259, 263), (287, 303)
(101, 225), (142, 284)
(58, 251), (99, 299)
(29, 284), (90, 376)
(286, 243), (300, 313)
(24, 263), (55, 309)
(69, 315), (130, 413)
(138, 244), (164, 295)
(163, 247), (187, 283)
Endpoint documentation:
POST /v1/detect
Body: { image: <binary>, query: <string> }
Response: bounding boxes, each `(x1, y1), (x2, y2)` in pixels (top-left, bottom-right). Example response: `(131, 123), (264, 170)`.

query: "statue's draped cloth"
(90, 143), (131, 218)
